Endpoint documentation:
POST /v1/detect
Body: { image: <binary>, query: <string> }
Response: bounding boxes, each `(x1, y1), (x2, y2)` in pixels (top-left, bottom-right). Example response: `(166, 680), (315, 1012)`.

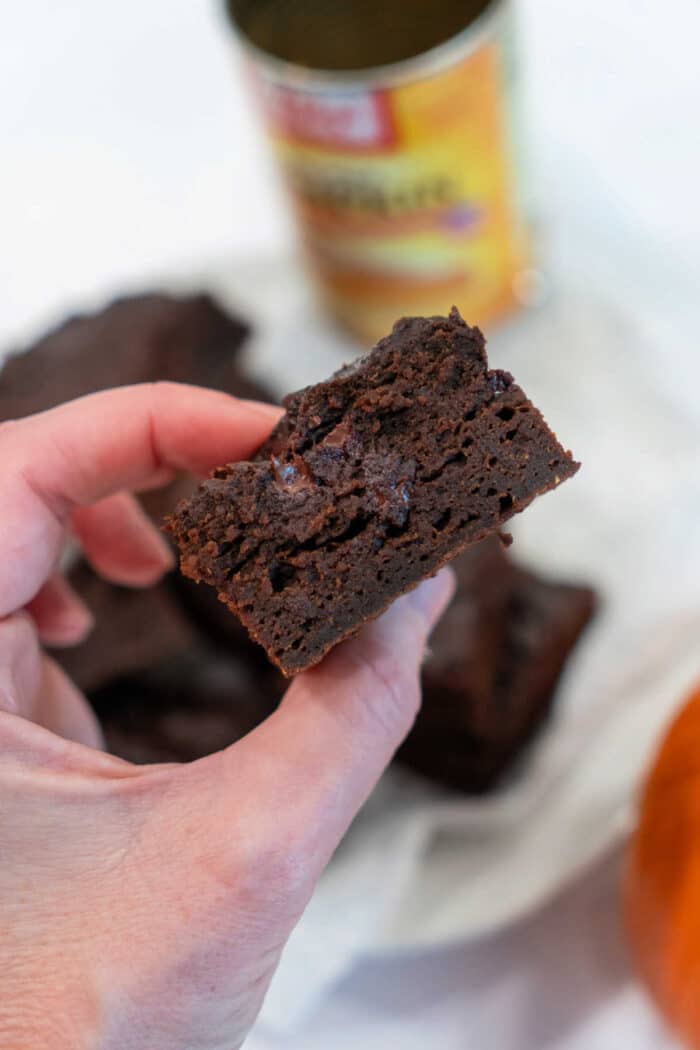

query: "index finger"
(0, 382), (281, 615)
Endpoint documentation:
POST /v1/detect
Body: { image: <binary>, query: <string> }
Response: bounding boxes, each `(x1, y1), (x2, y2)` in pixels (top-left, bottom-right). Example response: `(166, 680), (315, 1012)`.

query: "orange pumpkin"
(626, 683), (700, 1047)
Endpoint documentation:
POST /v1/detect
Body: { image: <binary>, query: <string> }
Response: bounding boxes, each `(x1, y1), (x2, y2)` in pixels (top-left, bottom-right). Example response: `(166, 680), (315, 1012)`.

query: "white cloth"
(248, 850), (679, 1050)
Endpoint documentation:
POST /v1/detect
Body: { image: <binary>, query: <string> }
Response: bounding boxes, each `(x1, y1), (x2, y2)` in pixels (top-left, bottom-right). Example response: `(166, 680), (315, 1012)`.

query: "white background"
(3, 1), (699, 344)
(2, 2), (699, 1047)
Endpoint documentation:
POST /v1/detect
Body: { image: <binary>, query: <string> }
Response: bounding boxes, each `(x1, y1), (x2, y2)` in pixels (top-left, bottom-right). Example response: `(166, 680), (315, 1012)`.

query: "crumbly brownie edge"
(167, 310), (579, 675)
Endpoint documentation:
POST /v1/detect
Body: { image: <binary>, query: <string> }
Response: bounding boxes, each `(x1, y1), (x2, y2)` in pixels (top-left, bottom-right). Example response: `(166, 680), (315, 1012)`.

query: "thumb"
(190, 568), (455, 893)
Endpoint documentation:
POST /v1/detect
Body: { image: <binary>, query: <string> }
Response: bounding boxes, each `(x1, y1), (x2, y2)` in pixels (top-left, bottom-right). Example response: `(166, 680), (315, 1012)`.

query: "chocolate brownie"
(399, 572), (596, 792)
(0, 290), (277, 530)
(0, 293), (252, 421)
(54, 561), (199, 694)
(92, 648), (280, 765)
(419, 535), (516, 734)
(487, 570), (595, 739)
(166, 308), (579, 676)
(142, 473), (276, 656)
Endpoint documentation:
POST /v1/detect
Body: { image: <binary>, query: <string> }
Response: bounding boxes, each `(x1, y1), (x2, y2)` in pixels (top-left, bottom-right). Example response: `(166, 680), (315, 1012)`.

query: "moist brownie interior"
(167, 308), (579, 675)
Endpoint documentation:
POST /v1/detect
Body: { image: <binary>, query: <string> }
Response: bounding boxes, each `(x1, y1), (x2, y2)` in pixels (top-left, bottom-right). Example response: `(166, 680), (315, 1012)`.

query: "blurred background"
(2, 3), (700, 1049)
(3, 0), (698, 342)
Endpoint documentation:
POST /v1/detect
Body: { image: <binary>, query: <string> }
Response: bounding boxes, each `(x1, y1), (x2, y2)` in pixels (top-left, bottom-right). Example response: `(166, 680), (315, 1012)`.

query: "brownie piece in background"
(0, 292), (280, 761)
(0, 290), (277, 692)
(55, 562), (198, 695)
(489, 571), (596, 738)
(167, 308), (579, 676)
(92, 648), (281, 765)
(0, 289), (276, 527)
(398, 571), (596, 793)
(0, 292), (252, 420)
(52, 557), (283, 764)
(419, 535), (515, 735)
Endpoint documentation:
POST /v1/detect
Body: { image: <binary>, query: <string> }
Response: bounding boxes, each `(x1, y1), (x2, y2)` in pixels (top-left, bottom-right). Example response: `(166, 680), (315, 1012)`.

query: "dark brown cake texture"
(167, 308), (580, 676)
(56, 562), (199, 695)
(418, 534), (515, 736)
(0, 292), (252, 421)
(91, 649), (280, 766)
(3, 294), (594, 793)
(399, 568), (596, 793)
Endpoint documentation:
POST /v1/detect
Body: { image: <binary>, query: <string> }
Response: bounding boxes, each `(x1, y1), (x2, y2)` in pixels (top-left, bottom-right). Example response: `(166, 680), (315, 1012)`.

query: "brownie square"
(91, 648), (280, 765)
(490, 571), (595, 738)
(419, 535), (516, 735)
(0, 290), (277, 530)
(0, 292), (252, 421)
(54, 561), (199, 694)
(399, 572), (596, 793)
(167, 308), (579, 676)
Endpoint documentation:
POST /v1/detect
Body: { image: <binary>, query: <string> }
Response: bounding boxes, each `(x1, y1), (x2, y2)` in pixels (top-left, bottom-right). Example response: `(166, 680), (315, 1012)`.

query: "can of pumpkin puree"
(225, 0), (533, 344)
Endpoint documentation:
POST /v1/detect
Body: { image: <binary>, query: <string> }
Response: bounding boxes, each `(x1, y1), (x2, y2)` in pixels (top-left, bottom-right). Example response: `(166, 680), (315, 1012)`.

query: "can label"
(249, 3), (530, 342)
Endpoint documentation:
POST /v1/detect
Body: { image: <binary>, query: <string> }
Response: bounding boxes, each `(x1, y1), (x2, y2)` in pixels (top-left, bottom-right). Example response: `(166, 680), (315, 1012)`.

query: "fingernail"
(239, 398), (284, 418)
(155, 545), (176, 571)
(407, 568), (456, 629)
(137, 533), (176, 574)
(66, 605), (96, 637)
(114, 562), (171, 587)
(151, 532), (176, 567)
(43, 604), (95, 647)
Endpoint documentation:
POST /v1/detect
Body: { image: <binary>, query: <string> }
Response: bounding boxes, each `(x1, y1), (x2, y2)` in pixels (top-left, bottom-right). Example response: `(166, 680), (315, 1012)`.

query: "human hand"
(0, 383), (453, 1050)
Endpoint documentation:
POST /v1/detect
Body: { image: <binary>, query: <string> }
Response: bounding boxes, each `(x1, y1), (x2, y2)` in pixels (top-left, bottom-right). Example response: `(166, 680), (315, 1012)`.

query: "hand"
(0, 383), (453, 1050)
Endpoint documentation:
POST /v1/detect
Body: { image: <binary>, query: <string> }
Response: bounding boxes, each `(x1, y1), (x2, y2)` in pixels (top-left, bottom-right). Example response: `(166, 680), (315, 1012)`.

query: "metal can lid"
(226, 0), (507, 87)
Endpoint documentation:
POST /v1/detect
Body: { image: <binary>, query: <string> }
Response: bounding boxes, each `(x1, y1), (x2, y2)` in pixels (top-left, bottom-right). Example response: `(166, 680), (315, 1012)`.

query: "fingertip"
(357, 566), (456, 661)
(237, 397), (284, 424)
(405, 566), (456, 630)
(94, 559), (172, 589)
(139, 529), (177, 573)
(37, 602), (95, 648)
(24, 575), (96, 648)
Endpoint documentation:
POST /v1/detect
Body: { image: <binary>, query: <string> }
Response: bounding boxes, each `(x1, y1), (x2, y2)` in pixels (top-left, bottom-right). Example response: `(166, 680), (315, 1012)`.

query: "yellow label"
(251, 7), (529, 342)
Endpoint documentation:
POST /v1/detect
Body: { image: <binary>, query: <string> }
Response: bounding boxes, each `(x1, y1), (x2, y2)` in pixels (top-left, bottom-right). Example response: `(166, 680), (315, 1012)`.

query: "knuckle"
(182, 785), (315, 919)
(197, 828), (314, 934)
(253, 836), (313, 903)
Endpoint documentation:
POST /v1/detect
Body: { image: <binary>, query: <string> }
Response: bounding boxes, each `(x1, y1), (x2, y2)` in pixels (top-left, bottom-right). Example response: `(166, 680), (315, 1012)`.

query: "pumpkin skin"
(626, 684), (700, 1047)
